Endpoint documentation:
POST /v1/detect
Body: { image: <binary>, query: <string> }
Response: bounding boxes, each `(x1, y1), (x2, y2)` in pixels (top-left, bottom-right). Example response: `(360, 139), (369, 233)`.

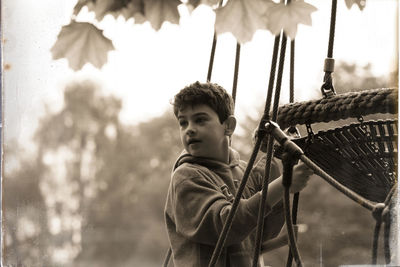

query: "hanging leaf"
(215, 0), (273, 44)
(91, 0), (132, 20)
(187, 0), (201, 10)
(344, 0), (366, 10)
(51, 21), (115, 71)
(187, 0), (221, 10)
(266, 0), (317, 39)
(144, 0), (181, 30)
(121, 0), (146, 23)
(74, 0), (133, 20)
(73, 0), (94, 15)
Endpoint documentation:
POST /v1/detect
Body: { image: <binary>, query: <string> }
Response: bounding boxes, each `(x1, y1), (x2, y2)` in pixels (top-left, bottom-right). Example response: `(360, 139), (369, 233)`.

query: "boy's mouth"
(188, 138), (201, 145)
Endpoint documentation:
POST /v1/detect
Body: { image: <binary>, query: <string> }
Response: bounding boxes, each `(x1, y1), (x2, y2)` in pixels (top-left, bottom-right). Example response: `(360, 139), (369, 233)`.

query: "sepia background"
(2, 0), (398, 266)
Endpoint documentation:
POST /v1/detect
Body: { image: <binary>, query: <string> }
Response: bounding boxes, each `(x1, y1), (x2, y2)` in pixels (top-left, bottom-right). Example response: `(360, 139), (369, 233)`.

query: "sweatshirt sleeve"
(171, 165), (272, 246)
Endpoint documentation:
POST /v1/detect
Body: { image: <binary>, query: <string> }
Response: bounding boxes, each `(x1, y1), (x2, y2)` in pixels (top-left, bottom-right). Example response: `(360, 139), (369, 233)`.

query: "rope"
(264, 35), (282, 115)
(371, 217), (382, 264)
(286, 32), (297, 267)
(383, 210), (391, 264)
(207, 31), (217, 82)
(277, 88), (397, 129)
(371, 184), (397, 264)
(282, 153), (303, 267)
(206, 0), (224, 82)
(271, 34), (287, 122)
(327, 0), (337, 59)
(320, 0), (337, 97)
(286, 192), (300, 267)
(251, 33), (283, 267)
(290, 40), (295, 103)
(232, 42), (241, 104)
(252, 29), (289, 266)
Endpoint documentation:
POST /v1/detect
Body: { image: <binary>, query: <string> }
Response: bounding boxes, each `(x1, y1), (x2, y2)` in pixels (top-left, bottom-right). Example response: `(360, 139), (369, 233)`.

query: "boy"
(164, 81), (313, 266)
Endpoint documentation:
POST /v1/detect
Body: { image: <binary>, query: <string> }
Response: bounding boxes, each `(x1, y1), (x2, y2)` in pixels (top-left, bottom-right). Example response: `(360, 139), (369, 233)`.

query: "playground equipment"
(163, 1), (397, 266)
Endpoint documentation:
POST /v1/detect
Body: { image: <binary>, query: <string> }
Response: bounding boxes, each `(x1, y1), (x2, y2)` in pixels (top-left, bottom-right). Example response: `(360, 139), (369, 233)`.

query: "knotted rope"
(251, 33), (283, 267)
(277, 88), (397, 130)
(286, 32), (300, 267)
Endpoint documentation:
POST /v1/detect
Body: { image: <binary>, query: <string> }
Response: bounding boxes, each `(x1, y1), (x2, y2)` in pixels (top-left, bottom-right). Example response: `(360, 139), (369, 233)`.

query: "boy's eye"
(179, 120), (188, 127)
(196, 117), (207, 123)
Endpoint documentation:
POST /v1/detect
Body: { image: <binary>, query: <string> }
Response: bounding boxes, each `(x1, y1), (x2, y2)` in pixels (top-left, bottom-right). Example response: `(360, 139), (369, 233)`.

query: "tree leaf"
(344, 0), (366, 10)
(144, 0), (181, 30)
(90, 0), (132, 20)
(51, 21), (115, 71)
(187, 0), (220, 10)
(121, 0), (146, 23)
(215, 0), (273, 44)
(266, 0), (317, 39)
(73, 0), (94, 15)
(187, 0), (201, 10)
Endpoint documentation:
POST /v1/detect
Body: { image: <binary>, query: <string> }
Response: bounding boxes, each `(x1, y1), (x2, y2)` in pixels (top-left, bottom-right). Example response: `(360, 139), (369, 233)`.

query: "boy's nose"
(186, 123), (196, 136)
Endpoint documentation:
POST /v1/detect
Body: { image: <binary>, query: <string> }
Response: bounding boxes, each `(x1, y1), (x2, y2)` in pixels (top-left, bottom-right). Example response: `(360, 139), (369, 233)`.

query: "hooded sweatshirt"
(164, 148), (283, 267)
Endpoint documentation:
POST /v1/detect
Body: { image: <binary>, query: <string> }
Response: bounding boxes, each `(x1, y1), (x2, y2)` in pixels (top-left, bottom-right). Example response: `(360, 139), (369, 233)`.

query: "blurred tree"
(32, 80), (124, 264)
(32, 80), (181, 266)
(3, 142), (51, 267)
(333, 61), (398, 94)
(74, 110), (181, 266)
(4, 79), (182, 266)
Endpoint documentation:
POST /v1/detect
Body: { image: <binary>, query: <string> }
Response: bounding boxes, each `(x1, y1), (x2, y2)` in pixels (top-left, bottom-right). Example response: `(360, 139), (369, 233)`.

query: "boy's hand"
(290, 161), (313, 193)
(261, 225), (299, 253)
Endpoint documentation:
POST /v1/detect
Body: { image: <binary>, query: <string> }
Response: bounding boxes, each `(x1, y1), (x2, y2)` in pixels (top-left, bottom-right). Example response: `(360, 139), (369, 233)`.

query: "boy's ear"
(224, 115), (236, 136)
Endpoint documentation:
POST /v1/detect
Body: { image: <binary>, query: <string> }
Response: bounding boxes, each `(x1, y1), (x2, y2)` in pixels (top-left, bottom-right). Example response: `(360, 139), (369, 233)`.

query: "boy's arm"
(251, 157), (311, 242)
(171, 166), (274, 246)
(171, 161), (311, 247)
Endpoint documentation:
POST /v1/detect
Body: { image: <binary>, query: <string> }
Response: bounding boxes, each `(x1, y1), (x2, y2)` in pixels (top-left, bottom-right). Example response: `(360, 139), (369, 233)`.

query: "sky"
(2, 0), (398, 149)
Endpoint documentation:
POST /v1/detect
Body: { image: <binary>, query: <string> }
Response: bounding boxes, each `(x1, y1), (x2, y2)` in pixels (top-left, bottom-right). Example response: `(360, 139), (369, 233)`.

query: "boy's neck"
(189, 143), (230, 164)
(215, 138), (230, 164)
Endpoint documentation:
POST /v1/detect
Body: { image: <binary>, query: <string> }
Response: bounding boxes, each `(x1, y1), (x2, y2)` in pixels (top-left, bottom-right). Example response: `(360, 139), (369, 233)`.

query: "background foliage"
(3, 62), (397, 266)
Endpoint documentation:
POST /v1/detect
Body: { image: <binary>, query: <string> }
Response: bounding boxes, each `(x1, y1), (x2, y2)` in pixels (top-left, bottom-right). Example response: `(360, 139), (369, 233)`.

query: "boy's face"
(177, 104), (229, 162)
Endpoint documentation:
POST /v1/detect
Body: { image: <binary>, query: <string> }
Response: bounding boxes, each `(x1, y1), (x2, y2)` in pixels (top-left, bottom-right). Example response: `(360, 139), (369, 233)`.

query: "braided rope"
(277, 88), (398, 129)
(232, 42), (241, 105)
(207, 31), (217, 82)
(282, 153), (303, 267)
(286, 36), (298, 267)
(251, 33), (283, 266)
(206, 0), (224, 82)
(327, 0), (337, 59)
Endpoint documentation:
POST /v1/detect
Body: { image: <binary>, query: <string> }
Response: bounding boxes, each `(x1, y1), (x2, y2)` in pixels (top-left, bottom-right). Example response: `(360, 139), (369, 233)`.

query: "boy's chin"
(187, 149), (207, 159)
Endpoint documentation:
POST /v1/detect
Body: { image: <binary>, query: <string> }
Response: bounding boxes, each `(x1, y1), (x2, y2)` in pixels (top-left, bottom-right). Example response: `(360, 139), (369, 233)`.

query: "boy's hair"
(172, 81), (234, 123)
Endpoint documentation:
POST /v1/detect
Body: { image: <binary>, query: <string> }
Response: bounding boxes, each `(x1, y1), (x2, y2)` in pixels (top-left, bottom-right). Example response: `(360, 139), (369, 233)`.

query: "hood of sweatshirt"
(173, 147), (241, 172)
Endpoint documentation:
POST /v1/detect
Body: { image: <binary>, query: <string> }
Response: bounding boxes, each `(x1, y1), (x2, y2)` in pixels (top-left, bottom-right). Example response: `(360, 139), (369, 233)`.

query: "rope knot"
(372, 203), (386, 222)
